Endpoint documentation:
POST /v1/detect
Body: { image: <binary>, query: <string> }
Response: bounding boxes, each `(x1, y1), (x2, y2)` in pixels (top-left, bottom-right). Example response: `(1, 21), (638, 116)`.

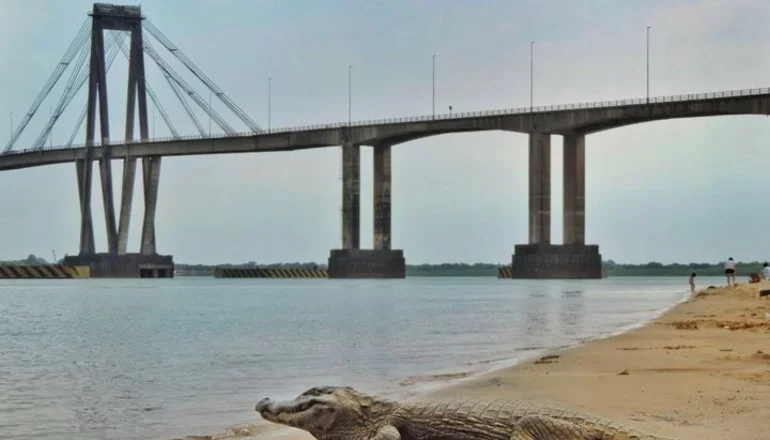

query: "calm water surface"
(0, 276), (711, 440)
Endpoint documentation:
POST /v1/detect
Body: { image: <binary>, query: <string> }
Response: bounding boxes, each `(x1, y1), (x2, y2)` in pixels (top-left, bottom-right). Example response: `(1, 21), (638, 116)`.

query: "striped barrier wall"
(497, 266), (513, 278)
(214, 268), (329, 278)
(0, 265), (90, 279)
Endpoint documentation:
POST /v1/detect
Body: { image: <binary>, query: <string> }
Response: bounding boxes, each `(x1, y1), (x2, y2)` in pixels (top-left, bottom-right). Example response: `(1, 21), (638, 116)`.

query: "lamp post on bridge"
(432, 54), (436, 119)
(646, 26), (651, 104)
(530, 41), (534, 112)
(268, 77), (272, 133)
(208, 90), (212, 137)
(348, 65), (352, 126)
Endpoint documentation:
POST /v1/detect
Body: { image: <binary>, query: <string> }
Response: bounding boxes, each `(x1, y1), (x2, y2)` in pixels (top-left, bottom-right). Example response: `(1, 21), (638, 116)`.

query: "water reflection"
(559, 288), (585, 338)
(523, 288), (549, 338)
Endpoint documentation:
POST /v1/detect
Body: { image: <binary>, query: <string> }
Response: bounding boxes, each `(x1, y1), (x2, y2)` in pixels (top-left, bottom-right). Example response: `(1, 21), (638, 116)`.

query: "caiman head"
(255, 386), (400, 440)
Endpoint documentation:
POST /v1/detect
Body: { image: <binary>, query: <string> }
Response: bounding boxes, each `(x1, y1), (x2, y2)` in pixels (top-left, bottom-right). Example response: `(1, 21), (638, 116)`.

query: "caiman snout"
(255, 397), (273, 413)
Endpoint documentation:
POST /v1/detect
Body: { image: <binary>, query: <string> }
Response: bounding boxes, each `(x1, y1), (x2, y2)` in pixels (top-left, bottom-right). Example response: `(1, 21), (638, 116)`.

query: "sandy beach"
(264, 281), (770, 440)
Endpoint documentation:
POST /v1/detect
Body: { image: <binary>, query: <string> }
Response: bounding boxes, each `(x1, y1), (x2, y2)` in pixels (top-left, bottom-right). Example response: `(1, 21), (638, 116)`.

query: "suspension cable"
(64, 31), (125, 148)
(3, 18), (91, 153)
(165, 71), (206, 136)
(34, 31), (124, 149)
(112, 33), (180, 139)
(143, 37), (236, 135)
(32, 32), (91, 148)
(143, 19), (262, 132)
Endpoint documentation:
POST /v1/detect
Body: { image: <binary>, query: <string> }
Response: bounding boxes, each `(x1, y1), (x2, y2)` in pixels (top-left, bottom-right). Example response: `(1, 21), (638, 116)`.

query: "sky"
(0, 0), (769, 265)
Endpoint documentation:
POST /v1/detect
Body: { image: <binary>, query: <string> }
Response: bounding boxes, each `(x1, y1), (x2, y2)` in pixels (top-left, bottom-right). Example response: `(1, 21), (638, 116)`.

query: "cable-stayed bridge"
(3, 3), (770, 278)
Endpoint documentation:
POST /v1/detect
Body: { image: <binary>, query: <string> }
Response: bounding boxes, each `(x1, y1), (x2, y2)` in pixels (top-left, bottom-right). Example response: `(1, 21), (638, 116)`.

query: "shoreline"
(421, 281), (770, 439)
(245, 281), (770, 440)
(391, 287), (695, 402)
(213, 284), (694, 440)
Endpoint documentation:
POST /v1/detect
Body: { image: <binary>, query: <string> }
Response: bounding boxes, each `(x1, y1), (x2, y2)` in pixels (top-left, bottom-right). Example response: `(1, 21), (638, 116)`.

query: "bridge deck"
(1, 86), (768, 172)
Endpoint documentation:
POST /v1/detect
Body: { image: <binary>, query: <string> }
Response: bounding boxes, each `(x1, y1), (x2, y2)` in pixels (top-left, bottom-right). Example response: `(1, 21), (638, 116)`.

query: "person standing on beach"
(724, 257), (736, 287)
(688, 272), (696, 292)
(762, 262), (770, 281)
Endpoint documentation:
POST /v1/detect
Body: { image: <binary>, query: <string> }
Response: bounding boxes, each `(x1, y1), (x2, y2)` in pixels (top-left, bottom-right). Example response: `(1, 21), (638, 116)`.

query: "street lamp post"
(268, 77), (272, 132)
(448, 105), (452, 117)
(646, 26), (651, 103)
(348, 65), (352, 126)
(208, 90), (212, 137)
(530, 41), (534, 112)
(432, 54), (436, 118)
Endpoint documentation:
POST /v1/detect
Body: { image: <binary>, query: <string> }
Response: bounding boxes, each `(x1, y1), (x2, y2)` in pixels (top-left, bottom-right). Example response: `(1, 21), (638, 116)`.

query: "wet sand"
(255, 281), (770, 440)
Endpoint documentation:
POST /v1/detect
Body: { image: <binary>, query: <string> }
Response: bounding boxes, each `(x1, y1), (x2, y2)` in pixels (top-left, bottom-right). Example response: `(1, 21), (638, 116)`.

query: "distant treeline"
(0, 254), (55, 266)
(3, 254), (767, 278)
(602, 260), (766, 277)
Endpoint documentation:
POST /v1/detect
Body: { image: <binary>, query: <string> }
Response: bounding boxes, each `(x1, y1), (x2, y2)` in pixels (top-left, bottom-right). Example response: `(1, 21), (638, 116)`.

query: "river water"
(0, 275), (715, 440)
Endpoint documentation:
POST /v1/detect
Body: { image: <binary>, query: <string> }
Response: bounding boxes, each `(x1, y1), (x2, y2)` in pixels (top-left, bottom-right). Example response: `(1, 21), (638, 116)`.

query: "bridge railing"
(5, 86), (770, 156)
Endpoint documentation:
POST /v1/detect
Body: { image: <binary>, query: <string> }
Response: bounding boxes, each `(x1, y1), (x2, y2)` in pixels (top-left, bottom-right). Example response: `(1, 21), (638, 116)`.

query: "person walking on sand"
(688, 272), (696, 292)
(724, 257), (736, 287)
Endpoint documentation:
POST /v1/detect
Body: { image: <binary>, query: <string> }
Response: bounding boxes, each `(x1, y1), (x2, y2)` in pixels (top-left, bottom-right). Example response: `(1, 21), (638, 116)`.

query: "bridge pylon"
(63, 3), (173, 278)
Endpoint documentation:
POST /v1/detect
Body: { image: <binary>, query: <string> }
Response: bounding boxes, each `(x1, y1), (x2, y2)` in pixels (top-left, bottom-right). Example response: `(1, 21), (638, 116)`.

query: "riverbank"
(253, 282), (770, 440)
(422, 281), (770, 439)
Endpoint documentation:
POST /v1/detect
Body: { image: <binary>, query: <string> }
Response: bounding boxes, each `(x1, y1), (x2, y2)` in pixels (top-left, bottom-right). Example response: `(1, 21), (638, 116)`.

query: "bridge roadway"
(1, 87), (768, 172)
(5, 87), (770, 279)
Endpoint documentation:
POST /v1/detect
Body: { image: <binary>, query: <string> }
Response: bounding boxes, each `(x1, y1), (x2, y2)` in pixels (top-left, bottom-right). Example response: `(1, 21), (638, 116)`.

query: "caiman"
(255, 385), (679, 440)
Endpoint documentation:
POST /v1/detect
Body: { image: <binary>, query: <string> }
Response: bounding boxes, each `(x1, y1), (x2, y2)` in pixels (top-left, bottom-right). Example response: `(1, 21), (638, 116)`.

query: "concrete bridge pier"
(64, 155), (174, 278)
(62, 5), (174, 278)
(510, 131), (603, 279)
(328, 143), (405, 278)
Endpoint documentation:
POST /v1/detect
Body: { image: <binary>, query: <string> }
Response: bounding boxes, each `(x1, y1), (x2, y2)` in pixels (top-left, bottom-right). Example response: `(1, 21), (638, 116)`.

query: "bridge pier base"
(328, 142), (405, 278)
(510, 244), (603, 279)
(61, 252), (174, 278)
(327, 249), (405, 278)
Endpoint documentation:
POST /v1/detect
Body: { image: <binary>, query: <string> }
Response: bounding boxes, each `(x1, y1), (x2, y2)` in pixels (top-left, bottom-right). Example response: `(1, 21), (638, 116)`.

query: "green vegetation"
(602, 260), (766, 277)
(0, 254), (54, 266)
(406, 263), (499, 277)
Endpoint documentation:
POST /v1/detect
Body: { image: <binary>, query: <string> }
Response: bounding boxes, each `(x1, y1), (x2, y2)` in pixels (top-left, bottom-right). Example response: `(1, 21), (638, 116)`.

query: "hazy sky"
(0, 0), (769, 265)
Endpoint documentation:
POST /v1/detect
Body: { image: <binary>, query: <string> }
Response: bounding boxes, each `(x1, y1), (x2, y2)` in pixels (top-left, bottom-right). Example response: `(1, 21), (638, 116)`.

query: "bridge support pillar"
(563, 132), (585, 245)
(341, 143), (360, 250)
(76, 158), (95, 255)
(140, 156), (161, 255)
(328, 143), (405, 278)
(508, 131), (602, 279)
(373, 144), (391, 250)
(528, 132), (551, 244)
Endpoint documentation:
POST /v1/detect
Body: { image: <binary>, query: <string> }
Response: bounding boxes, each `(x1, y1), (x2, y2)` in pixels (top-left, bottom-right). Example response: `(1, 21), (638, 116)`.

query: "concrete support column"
(563, 132), (585, 245)
(117, 158), (137, 254)
(373, 144), (391, 250)
(99, 151), (118, 254)
(341, 143), (360, 249)
(140, 156), (161, 255)
(528, 132), (551, 244)
(76, 158), (95, 255)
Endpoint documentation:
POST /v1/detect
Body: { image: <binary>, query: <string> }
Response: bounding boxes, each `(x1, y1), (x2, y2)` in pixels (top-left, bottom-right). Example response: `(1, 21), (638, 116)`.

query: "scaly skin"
(255, 386), (679, 440)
